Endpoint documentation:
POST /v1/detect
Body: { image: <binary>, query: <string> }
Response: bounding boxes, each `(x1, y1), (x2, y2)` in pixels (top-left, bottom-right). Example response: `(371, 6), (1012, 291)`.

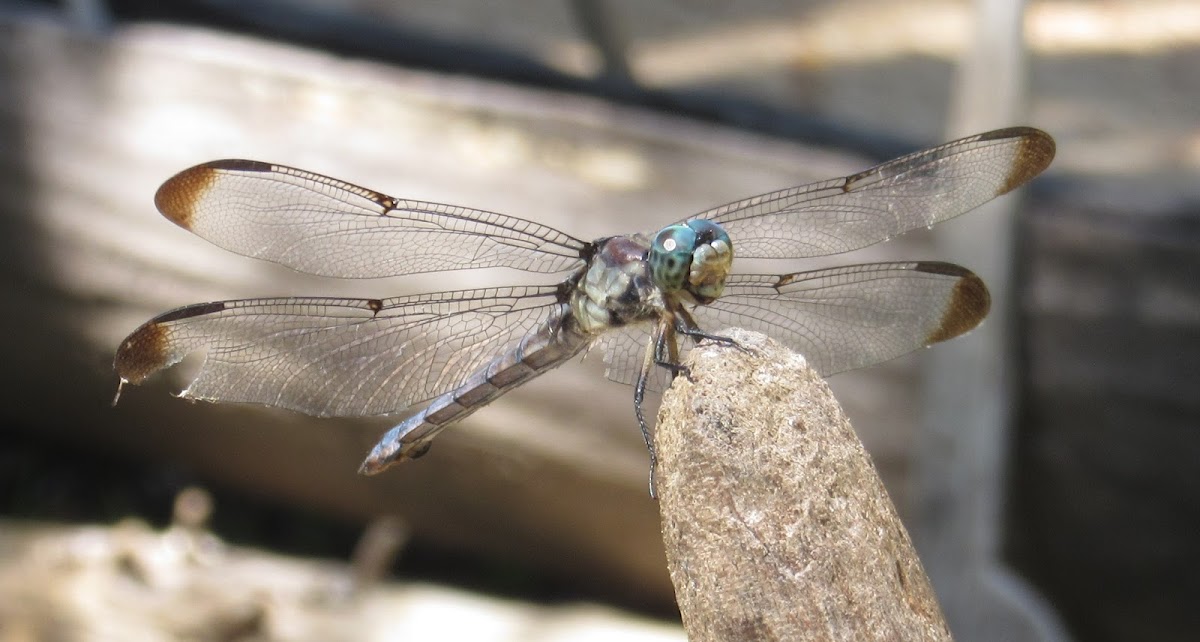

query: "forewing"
(114, 286), (567, 417)
(154, 160), (587, 277)
(693, 127), (1054, 259)
(692, 263), (990, 376)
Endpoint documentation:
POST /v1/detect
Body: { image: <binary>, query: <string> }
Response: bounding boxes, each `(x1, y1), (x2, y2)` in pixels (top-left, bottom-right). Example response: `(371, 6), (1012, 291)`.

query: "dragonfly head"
(648, 219), (733, 304)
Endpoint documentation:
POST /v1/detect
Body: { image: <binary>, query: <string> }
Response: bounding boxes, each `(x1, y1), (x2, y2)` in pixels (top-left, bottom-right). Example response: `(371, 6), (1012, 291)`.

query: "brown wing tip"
(916, 262), (992, 344)
(113, 302), (226, 383)
(985, 127), (1056, 195)
(154, 164), (215, 229)
(114, 320), (172, 384)
(154, 160), (271, 229)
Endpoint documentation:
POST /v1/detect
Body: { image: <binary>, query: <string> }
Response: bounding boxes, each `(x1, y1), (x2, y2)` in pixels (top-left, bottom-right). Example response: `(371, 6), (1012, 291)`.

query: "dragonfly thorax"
(647, 219), (733, 304)
(570, 236), (666, 335)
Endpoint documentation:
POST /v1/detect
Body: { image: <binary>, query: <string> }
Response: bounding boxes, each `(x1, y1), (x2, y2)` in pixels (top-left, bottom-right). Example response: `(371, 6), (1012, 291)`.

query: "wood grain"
(0, 10), (931, 607)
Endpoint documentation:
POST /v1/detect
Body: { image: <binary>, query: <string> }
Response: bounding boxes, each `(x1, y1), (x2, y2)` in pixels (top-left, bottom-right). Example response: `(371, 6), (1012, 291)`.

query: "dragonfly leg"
(650, 323), (688, 378)
(681, 327), (750, 351)
(678, 325), (753, 354)
(674, 307), (752, 353)
(633, 380), (657, 499)
(655, 359), (690, 379)
(634, 342), (659, 499)
(634, 319), (680, 498)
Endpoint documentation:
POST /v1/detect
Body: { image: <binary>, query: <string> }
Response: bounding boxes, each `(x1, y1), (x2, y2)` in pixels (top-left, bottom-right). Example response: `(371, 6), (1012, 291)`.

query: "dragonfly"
(114, 126), (1054, 490)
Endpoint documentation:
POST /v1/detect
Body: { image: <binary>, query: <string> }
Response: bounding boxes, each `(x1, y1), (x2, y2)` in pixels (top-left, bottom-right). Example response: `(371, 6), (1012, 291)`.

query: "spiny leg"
(634, 316), (690, 498)
(654, 360), (689, 378)
(675, 308), (752, 354)
(633, 327), (660, 498)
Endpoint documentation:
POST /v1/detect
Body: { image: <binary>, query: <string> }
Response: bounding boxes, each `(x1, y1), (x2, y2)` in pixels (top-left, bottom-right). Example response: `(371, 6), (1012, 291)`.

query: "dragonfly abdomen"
(357, 308), (590, 474)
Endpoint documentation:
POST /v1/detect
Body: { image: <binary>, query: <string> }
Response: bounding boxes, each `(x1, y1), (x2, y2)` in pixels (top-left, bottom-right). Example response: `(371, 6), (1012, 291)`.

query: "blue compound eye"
(648, 224), (697, 291)
(685, 219), (731, 249)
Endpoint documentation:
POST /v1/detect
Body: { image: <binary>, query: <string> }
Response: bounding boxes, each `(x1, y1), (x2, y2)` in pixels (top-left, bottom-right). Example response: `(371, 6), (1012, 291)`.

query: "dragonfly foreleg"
(672, 306), (748, 354)
(654, 360), (690, 378)
(675, 322), (752, 355)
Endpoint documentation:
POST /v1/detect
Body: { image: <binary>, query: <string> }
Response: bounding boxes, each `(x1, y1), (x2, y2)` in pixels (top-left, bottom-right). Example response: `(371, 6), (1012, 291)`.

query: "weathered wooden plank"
(0, 11), (932, 605)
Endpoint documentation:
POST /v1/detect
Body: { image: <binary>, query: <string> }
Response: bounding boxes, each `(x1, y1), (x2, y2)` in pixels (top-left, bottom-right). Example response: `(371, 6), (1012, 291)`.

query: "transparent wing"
(114, 286), (567, 417)
(154, 160), (588, 278)
(690, 262), (990, 376)
(596, 325), (673, 393)
(690, 127), (1054, 259)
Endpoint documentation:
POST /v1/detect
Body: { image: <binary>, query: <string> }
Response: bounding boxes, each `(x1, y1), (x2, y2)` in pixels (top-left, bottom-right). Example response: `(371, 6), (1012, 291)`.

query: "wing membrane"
(692, 127), (1054, 259)
(154, 160), (587, 278)
(689, 262), (990, 376)
(596, 325), (673, 392)
(114, 286), (567, 417)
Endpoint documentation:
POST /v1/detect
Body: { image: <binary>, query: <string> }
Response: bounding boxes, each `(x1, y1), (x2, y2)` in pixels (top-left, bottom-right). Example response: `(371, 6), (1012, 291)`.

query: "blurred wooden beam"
(0, 517), (685, 640)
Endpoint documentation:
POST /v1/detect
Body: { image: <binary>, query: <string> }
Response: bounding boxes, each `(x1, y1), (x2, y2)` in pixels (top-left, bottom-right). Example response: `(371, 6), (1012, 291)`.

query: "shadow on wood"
(656, 329), (951, 641)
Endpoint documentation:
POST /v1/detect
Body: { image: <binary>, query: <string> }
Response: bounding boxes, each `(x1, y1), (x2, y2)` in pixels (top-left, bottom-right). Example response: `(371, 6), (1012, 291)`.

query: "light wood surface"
(0, 10), (936, 606)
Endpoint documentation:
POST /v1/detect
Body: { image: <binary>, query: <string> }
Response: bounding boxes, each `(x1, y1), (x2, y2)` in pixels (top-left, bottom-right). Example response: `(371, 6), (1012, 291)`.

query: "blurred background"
(1, 0), (1197, 640)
